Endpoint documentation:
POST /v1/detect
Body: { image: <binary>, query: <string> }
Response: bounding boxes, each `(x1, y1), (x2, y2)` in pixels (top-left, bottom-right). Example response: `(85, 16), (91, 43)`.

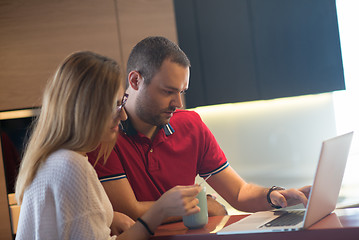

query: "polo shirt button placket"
(147, 148), (159, 171)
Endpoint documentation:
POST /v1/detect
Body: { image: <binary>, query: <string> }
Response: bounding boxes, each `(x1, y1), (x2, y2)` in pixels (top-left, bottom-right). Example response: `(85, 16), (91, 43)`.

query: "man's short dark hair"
(127, 36), (191, 84)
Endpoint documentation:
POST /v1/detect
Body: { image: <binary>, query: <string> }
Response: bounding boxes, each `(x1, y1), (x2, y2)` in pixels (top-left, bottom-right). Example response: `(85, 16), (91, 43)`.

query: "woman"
(15, 51), (201, 239)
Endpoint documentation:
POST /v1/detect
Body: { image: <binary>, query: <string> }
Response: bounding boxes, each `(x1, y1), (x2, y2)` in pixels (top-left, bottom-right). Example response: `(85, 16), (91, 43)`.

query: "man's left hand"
(270, 185), (311, 208)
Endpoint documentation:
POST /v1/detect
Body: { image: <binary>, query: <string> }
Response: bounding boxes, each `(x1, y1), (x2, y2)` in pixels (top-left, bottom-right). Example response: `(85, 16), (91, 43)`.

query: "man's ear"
(128, 71), (143, 90)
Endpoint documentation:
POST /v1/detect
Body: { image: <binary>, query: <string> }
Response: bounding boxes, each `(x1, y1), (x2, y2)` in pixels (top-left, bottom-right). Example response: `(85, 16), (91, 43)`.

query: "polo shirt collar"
(163, 124), (175, 136)
(120, 118), (175, 137)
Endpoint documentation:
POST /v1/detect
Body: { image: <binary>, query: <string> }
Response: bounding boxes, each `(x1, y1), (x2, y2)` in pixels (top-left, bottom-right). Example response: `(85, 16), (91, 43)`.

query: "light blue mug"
(183, 186), (208, 229)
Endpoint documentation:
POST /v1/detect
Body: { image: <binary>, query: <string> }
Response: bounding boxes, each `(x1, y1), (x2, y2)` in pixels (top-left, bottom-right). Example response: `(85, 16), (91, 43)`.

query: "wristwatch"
(267, 186), (285, 209)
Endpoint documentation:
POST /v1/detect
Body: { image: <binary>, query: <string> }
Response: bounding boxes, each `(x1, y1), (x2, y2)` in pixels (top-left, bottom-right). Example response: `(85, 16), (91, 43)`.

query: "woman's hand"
(124, 185), (201, 239)
(110, 211), (135, 236)
(155, 185), (202, 218)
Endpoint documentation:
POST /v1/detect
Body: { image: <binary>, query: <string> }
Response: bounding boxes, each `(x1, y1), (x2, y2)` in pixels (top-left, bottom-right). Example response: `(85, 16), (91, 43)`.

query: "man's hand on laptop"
(269, 185), (311, 208)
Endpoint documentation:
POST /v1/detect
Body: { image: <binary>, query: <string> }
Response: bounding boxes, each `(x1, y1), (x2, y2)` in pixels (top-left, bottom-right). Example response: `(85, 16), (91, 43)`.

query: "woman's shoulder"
(49, 149), (82, 159)
(48, 149), (87, 166)
(44, 149), (92, 181)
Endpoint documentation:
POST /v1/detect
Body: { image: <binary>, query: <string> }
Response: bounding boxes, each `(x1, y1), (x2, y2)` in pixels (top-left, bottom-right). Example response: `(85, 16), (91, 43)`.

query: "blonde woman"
(15, 51), (201, 240)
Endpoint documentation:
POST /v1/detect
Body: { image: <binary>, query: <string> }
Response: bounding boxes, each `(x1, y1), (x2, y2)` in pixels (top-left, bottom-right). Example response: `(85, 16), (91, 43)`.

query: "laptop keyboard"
(259, 210), (305, 228)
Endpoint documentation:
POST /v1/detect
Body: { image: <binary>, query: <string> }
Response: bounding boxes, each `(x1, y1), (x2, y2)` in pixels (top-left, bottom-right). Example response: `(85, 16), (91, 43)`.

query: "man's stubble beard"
(135, 93), (169, 127)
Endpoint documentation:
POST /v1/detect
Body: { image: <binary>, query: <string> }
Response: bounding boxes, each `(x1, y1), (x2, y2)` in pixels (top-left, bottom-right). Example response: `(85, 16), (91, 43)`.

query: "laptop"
(217, 132), (353, 235)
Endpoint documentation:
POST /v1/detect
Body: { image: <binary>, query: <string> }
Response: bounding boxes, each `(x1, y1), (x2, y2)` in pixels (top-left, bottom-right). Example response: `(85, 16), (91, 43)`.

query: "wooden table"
(150, 208), (359, 240)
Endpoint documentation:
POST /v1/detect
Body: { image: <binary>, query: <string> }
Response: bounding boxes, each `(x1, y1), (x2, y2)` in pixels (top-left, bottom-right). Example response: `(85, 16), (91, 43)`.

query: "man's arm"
(208, 166), (310, 212)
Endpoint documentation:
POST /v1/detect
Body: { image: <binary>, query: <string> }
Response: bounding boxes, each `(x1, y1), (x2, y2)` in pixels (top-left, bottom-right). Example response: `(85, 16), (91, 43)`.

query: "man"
(88, 36), (310, 221)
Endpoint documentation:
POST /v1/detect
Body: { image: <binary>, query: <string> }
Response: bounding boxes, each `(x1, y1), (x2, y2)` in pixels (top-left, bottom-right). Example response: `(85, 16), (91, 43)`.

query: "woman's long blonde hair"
(15, 51), (122, 204)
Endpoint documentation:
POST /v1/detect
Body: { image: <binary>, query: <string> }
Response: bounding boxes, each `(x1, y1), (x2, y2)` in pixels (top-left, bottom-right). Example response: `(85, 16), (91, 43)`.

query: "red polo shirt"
(88, 109), (229, 201)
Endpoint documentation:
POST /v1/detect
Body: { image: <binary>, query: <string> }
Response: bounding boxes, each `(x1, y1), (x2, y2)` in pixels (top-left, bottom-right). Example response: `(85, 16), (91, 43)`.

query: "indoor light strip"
(0, 109), (40, 120)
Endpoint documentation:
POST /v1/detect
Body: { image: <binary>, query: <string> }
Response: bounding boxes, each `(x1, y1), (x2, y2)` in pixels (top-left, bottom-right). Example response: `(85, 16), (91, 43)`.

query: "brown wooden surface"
(0, 0), (177, 111)
(150, 208), (359, 240)
(115, 0), (178, 72)
(0, 0), (121, 111)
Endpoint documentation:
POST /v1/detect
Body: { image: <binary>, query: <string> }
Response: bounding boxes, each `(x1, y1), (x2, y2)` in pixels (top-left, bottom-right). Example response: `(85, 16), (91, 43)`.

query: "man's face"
(135, 59), (190, 127)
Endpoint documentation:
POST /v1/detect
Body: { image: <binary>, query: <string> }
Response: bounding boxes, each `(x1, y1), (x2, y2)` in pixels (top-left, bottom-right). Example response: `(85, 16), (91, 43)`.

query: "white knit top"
(16, 149), (117, 240)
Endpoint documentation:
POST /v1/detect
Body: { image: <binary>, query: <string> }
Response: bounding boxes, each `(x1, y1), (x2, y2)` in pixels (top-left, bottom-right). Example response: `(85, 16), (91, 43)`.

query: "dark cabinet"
(174, 0), (345, 108)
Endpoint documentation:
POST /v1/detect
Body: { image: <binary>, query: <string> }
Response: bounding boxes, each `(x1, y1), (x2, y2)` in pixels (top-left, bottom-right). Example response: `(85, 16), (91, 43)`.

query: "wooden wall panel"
(0, 0), (121, 111)
(115, 0), (178, 72)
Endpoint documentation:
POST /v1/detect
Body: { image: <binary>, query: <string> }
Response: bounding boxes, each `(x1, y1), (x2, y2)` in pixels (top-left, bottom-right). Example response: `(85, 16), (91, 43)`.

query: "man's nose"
(172, 92), (183, 109)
